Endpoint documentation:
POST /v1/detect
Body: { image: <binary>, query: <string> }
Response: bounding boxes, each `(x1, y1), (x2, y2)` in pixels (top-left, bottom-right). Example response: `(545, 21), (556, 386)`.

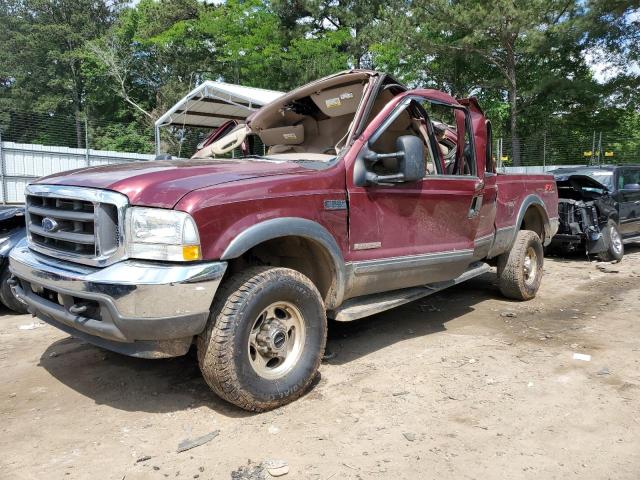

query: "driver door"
(618, 167), (640, 237)
(345, 93), (481, 298)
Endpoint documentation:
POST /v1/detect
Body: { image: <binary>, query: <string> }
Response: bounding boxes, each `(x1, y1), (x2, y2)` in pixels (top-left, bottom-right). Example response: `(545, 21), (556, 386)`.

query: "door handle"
(634, 200), (640, 205)
(468, 195), (483, 218)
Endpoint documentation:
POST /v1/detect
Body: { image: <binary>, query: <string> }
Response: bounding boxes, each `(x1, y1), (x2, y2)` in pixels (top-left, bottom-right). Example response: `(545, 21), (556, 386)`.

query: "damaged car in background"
(548, 165), (640, 261)
(0, 206), (27, 313)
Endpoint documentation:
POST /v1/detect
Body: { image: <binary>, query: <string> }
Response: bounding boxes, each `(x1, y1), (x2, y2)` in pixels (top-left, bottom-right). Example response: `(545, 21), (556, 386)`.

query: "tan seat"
(267, 144), (306, 154)
(263, 115), (354, 155)
(258, 125), (306, 155)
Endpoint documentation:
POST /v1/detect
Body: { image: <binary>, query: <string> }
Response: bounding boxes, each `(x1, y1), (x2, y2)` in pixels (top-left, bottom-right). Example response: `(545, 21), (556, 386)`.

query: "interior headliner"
(247, 71), (371, 131)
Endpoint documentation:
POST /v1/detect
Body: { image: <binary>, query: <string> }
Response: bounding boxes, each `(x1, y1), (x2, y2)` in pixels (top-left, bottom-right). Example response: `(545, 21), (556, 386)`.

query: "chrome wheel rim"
(523, 247), (538, 286)
(610, 226), (623, 254)
(248, 301), (305, 380)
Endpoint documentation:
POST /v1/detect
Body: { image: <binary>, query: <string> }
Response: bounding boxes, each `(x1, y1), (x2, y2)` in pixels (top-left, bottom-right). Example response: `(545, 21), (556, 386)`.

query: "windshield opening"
(194, 73), (371, 163)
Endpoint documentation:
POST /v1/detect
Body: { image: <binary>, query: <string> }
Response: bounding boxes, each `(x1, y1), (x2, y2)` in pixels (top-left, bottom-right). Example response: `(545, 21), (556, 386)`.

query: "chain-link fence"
(496, 131), (640, 169)
(0, 110), (213, 159)
(0, 111), (160, 203)
(2, 109), (639, 174)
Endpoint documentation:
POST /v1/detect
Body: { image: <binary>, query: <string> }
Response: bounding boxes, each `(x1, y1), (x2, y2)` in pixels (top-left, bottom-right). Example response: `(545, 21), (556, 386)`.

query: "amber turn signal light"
(182, 245), (202, 261)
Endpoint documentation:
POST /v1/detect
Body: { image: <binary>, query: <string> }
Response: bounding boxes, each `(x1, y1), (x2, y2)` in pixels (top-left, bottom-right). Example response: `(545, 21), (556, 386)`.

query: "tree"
(271, 0), (385, 69)
(85, 0), (351, 136)
(2, 0), (637, 160)
(0, 0), (125, 146)
(374, 0), (640, 165)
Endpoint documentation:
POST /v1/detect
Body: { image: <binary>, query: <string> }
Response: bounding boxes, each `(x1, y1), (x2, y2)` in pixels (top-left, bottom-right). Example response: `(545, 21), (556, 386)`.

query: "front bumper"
(9, 241), (227, 358)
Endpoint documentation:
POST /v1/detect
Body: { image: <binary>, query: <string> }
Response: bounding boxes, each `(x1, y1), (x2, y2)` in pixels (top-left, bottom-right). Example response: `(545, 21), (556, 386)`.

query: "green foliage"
(89, 122), (154, 152)
(0, 0), (124, 114)
(1, 0), (638, 160)
(373, 0), (640, 164)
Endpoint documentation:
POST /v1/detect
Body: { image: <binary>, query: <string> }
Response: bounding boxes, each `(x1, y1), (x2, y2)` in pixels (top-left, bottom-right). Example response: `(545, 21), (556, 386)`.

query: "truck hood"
(35, 158), (311, 208)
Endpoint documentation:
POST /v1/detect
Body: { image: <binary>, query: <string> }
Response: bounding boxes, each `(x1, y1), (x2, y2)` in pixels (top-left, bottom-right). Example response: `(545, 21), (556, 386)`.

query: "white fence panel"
(0, 140), (584, 204)
(501, 165), (581, 174)
(0, 141), (156, 203)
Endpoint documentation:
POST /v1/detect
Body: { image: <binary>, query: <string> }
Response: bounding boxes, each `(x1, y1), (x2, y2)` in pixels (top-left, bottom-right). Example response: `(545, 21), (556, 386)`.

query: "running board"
(329, 262), (491, 322)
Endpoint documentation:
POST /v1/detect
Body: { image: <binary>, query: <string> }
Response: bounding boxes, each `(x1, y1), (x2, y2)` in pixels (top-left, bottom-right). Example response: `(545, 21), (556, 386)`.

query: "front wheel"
(197, 266), (326, 412)
(0, 266), (28, 314)
(597, 219), (624, 262)
(497, 230), (544, 301)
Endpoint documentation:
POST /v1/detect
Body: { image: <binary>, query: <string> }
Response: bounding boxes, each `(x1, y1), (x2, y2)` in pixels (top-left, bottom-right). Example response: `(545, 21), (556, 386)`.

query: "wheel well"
(520, 205), (546, 241)
(225, 236), (337, 307)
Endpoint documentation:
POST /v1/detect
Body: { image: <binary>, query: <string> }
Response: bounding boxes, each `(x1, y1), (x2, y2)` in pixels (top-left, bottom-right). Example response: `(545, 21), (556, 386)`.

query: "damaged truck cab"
(9, 70), (558, 411)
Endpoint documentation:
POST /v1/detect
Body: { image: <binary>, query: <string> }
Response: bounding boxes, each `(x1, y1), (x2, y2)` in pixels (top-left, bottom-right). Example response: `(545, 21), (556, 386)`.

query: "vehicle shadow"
(545, 242), (640, 263)
(623, 243), (640, 254)
(39, 339), (255, 418)
(35, 271), (516, 415)
(324, 271), (503, 365)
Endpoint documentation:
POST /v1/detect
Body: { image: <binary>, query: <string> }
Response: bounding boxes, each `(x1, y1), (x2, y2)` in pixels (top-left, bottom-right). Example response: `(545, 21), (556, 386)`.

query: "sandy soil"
(1, 248), (639, 480)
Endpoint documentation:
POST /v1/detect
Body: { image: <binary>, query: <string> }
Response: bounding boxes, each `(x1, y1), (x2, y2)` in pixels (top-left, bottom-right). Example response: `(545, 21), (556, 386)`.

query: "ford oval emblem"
(41, 217), (59, 233)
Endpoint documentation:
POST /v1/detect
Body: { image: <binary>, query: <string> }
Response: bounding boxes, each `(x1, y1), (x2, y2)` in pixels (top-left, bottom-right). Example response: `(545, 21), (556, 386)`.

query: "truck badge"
(323, 199), (347, 211)
(41, 217), (59, 233)
(354, 242), (382, 250)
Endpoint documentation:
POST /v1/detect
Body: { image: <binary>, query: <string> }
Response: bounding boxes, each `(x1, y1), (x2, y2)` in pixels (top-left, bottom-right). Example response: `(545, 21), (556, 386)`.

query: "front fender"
(220, 217), (347, 307)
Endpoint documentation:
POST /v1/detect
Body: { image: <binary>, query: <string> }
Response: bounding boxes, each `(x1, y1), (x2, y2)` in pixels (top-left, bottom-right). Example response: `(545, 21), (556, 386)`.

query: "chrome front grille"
(27, 195), (98, 256)
(25, 185), (129, 267)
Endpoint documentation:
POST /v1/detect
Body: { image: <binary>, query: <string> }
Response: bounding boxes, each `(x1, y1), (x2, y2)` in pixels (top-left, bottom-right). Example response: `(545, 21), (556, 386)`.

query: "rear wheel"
(497, 230), (544, 301)
(197, 266), (326, 412)
(597, 219), (624, 262)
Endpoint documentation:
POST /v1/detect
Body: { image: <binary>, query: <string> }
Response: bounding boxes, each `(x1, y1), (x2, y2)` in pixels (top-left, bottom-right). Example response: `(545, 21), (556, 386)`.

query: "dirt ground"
(1, 248), (640, 480)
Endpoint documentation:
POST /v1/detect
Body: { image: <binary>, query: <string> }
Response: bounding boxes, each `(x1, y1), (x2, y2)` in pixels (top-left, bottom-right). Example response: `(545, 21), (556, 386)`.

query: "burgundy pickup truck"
(9, 70), (558, 411)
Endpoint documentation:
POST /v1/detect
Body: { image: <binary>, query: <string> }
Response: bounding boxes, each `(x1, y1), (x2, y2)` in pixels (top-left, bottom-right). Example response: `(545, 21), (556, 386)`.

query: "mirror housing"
(353, 135), (425, 187)
(622, 183), (640, 192)
(395, 135), (426, 182)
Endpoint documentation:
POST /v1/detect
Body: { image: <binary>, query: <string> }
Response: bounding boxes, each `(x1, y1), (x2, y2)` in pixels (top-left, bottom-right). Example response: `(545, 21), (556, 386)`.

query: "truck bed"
(495, 174), (559, 231)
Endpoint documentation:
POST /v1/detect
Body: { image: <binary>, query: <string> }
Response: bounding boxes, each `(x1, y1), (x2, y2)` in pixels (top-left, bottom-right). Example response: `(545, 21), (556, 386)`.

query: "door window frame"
(366, 95), (479, 179)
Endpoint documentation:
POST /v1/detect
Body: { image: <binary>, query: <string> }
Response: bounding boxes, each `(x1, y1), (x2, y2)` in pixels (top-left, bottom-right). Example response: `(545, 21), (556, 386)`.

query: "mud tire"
(197, 266), (326, 412)
(497, 230), (544, 301)
(0, 266), (27, 314)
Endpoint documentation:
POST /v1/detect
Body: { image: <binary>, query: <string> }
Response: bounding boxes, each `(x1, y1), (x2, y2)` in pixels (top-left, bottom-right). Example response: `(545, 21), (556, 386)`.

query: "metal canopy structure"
(154, 81), (283, 154)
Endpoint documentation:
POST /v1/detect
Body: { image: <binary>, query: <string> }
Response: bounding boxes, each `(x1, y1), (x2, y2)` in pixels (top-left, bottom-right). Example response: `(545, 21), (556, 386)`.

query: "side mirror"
(623, 183), (640, 192)
(395, 135), (426, 182)
(353, 135), (425, 187)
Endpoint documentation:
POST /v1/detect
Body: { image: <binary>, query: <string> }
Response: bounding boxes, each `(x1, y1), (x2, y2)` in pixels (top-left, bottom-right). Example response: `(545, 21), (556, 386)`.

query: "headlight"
(125, 207), (201, 261)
